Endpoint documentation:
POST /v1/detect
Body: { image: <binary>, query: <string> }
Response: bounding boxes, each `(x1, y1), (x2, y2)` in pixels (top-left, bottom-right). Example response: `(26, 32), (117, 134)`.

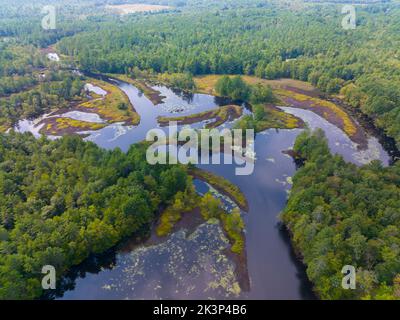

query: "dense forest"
(53, 2), (400, 148)
(0, 133), (190, 299)
(2, 1), (400, 148)
(0, 41), (86, 130)
(282, 130), (400, 299)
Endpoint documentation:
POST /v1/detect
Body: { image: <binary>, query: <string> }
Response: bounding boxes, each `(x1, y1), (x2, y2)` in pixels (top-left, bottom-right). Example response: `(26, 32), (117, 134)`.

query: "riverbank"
(105, 73), (166, 105)
(188, 167), (248, 211)
(77, 78), (140, 126)
(40, 117), (106, 136)
(157, 104), (242, 128)
(275, 88), (367, 148)
(194, 75), (369, 148)
(153, 184), (250, 293)
(38, 77), (140, 135)
(281, 130), (400, 299)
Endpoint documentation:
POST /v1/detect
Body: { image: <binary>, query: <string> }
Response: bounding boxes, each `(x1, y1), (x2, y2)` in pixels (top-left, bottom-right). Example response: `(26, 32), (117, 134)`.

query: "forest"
(0, 133), (191, 299)
(0, 41), (87, 131)
(53, 2), (400, 148)
(2, 1), (400, 148)
(282, 130), (400, 299)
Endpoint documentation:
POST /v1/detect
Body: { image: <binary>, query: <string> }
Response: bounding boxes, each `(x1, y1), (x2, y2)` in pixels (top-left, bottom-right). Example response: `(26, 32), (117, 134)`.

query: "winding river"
(26, 77), (392, 300)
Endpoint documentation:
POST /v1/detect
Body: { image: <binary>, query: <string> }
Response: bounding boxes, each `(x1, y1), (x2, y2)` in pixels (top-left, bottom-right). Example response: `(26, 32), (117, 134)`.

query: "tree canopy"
(0, 132), (189, 299)
(282, 130), (400, 299)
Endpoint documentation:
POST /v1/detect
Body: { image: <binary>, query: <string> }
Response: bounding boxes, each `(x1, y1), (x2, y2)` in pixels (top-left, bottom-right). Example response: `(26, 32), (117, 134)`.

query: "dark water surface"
(43, 77), (390, 300)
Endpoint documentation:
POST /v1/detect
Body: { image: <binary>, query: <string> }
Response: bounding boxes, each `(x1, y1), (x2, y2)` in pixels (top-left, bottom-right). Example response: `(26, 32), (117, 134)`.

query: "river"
(26, 77), (391, 300)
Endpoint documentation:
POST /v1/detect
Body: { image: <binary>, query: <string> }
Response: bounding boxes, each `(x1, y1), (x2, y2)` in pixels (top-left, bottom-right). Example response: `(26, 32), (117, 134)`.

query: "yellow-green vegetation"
(43, 118), (106, 135)
(157, 188), (246, 255)
(275, 88), (357, 137)
(55, 118), (105, 130)
(196, 75), (302, 131)
(259, 106), (302, 130)
(195, 75), (356, 135)
(275, 89), (314, 103)
(199, 193), (245, 254)
(156, 72), (196, 91)
(156, 170), (246, 255)
(243, 76), (316, 92)
(156, 178), (199, 237)
(220, 208), (245, 254)
(194, 75), (316, 95)
(188, 167), (248, 211)
(105, 73), (165, 105)
(235, 104), (303, 132)
(194, 75), (222, 95)
(109, 72), (195, 103)
(157, 105), (242, 128)
(79, 78), (140, 125)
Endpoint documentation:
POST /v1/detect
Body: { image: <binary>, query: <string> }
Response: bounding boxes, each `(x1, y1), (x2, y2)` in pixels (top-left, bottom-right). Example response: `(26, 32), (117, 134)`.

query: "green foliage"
(53, 3), (400, 147)
(156, 177), (198, 237)
(214, 76), (283, 132)
(117, 102), (128, 110)
(234, 104), (301, 132)
(234, 114), (256, 131)
(282, 130), (400, 300)
(250, 84), (274, 105)
(189, 167), (248, 211)
(158, 73), (196, 91)
(0, 72), (85, 128)
(221, 208), (245, 254)
(0, 44), (85, 129)
(215, 76), (251, 101)
(253, 104), (266, 122)
(200, 192), (223, 221)
(200, 192), (245, 254)
(0, 132), (189, 299)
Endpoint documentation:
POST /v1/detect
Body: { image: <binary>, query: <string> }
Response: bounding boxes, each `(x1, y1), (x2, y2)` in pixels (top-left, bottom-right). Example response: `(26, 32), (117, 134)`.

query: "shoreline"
(188, 167), (249, 212)
(157, 104), (243, 129)
(150, 207), (251, 294)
